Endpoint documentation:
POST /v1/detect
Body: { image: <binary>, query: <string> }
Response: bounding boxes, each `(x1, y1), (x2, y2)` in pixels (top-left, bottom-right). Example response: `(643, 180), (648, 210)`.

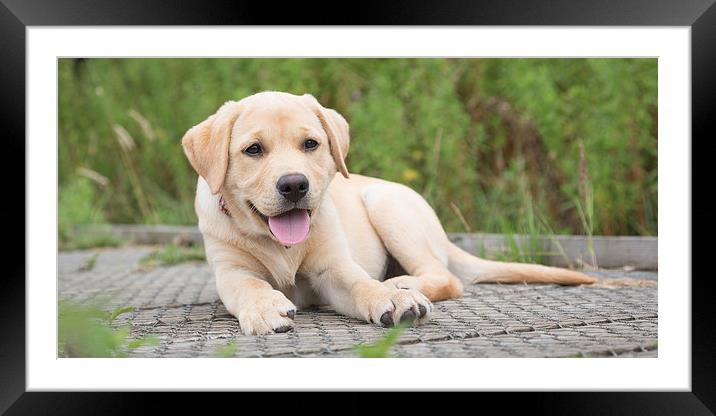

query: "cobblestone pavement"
(59, 247), (658, 358)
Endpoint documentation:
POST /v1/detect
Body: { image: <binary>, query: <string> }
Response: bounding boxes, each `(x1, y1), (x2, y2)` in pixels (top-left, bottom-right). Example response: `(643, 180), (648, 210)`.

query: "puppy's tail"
(447, 242), (597, 285)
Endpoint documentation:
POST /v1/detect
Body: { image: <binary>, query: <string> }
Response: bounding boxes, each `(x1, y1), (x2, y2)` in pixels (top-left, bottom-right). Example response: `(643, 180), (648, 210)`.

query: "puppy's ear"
(302, 94), (350, 178)
(181, 101), (243, 194)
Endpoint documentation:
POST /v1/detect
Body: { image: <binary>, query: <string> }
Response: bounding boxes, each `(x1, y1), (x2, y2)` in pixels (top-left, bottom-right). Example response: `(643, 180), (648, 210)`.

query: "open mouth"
(248, 201), (312, 246)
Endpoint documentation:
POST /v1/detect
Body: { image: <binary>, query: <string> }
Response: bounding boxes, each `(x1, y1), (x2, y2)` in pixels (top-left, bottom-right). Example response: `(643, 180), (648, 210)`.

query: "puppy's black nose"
(276, 174), (309, 202)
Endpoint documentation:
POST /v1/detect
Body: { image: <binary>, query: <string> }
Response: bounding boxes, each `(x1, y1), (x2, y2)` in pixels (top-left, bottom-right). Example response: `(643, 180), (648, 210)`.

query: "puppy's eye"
(244, 143), (263, 156)
(304, 139), (319, 151)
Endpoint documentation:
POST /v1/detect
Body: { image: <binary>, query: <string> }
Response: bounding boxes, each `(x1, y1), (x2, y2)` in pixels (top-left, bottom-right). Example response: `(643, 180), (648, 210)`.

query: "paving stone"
(59, 247), (658, 358)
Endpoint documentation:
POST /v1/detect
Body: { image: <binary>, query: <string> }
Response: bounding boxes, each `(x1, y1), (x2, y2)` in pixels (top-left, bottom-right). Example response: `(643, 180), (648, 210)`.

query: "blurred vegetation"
(354, 324), (409, 358)
(59, 58), (657, 242)
(214, 341), (238, 358)
(137, 243), (206, 270)
(58, 176), (120, 249)
(58, 300), (159, 357)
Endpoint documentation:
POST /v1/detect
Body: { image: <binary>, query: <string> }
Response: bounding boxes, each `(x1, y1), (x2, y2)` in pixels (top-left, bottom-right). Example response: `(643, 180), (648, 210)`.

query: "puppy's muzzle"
(277, 173), (309, 203)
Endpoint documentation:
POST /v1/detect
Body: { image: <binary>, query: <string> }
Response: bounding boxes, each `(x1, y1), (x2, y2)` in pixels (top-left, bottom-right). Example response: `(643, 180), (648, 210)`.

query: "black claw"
(286, 310), (296, 320)
(399, 309), (417, 324)
(274, 325), (293, 333)
(418, 304), (427, 318)
(380, 311), (394, 327)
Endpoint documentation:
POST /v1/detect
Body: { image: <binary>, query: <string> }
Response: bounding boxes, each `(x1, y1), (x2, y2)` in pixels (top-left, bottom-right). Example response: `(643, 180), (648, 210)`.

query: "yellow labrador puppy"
(182, 91), (595, 335)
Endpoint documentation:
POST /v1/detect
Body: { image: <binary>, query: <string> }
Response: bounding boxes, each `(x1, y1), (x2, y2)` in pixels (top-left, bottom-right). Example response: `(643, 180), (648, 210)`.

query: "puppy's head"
(182, 91), (349, 246)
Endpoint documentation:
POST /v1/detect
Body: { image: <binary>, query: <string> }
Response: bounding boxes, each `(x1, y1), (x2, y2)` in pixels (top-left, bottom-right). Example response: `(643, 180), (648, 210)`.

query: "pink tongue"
(268, 209), (310, 246)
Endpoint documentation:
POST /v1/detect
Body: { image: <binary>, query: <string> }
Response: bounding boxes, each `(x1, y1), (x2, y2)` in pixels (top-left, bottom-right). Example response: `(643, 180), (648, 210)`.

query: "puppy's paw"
(383, 274), (464, 301)
(235, 290), (297, 335)
(353, 281), (432, 327)
(382, 275), (423, 291)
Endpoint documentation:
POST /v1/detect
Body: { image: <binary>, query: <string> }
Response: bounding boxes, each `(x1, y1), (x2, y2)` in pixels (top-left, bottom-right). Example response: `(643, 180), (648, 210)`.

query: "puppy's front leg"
(310, 260), (433, 327)
(215, 270), (297, 335)
(206, 238), (296, 335)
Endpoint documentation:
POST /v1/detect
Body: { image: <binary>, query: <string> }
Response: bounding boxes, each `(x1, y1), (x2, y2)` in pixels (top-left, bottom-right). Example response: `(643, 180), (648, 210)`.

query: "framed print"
(3, 0), (712, 413)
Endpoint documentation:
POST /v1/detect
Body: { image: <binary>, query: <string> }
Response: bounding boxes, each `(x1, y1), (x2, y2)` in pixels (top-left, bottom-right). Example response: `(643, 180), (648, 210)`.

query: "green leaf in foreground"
(353, 324), (408, 358)
(127, 336), (160, 350)
(214, 341), (238, 358)
(58, 300), (153, 357)
(106, 306), (136, 324)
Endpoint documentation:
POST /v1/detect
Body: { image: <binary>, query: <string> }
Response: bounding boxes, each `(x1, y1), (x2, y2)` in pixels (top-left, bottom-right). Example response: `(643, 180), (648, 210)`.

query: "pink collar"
(218, 195), (232, 217)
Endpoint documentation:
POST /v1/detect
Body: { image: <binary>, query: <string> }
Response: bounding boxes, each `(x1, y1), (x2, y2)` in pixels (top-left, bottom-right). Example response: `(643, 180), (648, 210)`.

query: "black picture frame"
(2, 0), (711, 413)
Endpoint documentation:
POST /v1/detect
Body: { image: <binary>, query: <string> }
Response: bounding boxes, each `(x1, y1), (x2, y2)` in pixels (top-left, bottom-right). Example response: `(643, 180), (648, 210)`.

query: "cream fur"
(182, 91), (596, 335)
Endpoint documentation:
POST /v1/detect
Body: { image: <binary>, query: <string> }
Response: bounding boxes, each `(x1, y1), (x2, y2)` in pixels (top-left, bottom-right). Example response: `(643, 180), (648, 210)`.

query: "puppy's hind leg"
(361, 183), (464, 302)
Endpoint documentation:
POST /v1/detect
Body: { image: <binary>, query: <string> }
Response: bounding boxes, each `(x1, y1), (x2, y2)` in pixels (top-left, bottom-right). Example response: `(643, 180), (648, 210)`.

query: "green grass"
(537, 212), (574, 269)
(574, 140), (599, 268)
(58, 300), (159, 357)
(58, 177), (122, 250)
(353, 324), (409, 358)
(138, 243), (206, 269)
(61, 232), (120, 251)
(214, 341), (238, 358)
(58, 58), (657, 240)
(78, 252), (100, 271)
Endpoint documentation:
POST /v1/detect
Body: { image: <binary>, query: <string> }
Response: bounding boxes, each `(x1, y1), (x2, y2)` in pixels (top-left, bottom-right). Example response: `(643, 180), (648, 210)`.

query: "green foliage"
(139, 243), (206, 269)
(59, 58), (657, 237)
(78, 252), (100, 272)
(65, 232), (121, 251)
(58, 177), (104, 237)
(459, 59), (657, 236)
(58, 176), (119, 250)
(58, 301), (159, 357)
(214, 342), (238, 358)
(353, 324), (408, 358)
(106, 306), (137, 323)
